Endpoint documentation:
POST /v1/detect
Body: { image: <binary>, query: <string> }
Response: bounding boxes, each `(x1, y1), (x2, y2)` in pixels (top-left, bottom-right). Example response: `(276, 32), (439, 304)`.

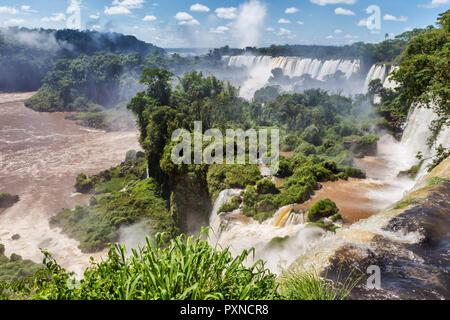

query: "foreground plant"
(3, 230), (278, 300)
(278, 268), (362, 300)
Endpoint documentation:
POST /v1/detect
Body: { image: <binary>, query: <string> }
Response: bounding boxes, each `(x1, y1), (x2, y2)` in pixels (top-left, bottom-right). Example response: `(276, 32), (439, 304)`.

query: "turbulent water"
(222, 55), (390, 99)
(0, 93), (140, 274)
(208, 67), (449, 278)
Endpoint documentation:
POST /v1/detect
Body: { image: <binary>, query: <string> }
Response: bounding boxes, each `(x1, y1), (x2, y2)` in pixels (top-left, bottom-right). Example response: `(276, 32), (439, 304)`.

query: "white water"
(207, 65), (449, 274)
(223, 55), (361, 99)
(223, 55), (396, 99)
(363, 64), (388, 92)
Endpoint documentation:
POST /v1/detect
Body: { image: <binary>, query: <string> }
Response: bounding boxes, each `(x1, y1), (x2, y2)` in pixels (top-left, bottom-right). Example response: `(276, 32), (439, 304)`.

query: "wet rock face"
(325, 181), (450, 300)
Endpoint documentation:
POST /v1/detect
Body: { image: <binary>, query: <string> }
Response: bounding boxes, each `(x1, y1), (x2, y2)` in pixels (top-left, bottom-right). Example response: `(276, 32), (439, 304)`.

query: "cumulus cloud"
(210, 26), (229, 34)
(21, 5), (37, 13)
(190, 3), (210, 12)
(326, 35), (334, 39)
(178, 19), (200, 26)
(0, 6), (19, 14)
(233, 0), (266, 47)
(383, 14), (408, 22)
(334, 29), (343, 34)
(357, 18), (370, 27)
(42, 13), (66, 22)
(418, 0), (449, 8)
(175, 12), (194, 21)
(112, 0), (144, 8)
(104, 0), (143, 15)
(277, 27), (292, 36)
(143, 15), (156, 21)
(175, 12), (199, 26)
(310, 0), (356, 5)
(335, 7), (355, 15)
(104, 6), (131, 15)
(297, 21), (304, 25)
(278, 18), (291, 24)
(285, 7), (300, 14)
(215, 7), (237, 19)
(89, 14), (100, 19)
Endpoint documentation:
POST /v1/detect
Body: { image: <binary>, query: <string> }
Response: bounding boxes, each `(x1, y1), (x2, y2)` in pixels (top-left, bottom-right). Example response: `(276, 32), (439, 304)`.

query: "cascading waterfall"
(222, 55), (361, 99)
(222, 55), (397, 99)
(363, 64), (389, 92)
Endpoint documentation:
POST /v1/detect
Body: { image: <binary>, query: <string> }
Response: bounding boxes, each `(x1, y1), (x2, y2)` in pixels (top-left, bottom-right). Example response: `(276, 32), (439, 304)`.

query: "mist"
(233, 0), (267, 48)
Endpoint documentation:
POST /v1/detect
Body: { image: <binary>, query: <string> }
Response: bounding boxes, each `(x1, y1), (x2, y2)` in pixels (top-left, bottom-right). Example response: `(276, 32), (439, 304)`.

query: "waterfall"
(224, 55), (360, 80)
(222, 55), (361, 99)
(400, 104), (450, 180)
(363, 64), (388, 92)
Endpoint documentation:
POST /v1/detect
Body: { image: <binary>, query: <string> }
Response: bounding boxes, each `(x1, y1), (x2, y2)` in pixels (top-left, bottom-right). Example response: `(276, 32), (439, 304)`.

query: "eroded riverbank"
(0, 92), (140, 274)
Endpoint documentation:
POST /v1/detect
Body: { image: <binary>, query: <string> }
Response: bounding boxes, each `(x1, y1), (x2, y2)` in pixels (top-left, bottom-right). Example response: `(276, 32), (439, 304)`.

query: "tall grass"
(2, 229), (361, 300)
(4, 229), (278, 300)
(278, 268), (362, 300)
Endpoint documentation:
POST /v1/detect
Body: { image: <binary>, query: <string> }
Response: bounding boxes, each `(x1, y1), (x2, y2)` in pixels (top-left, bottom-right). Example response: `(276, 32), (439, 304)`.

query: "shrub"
(218, 196), (242, 213)
(75, 174), (94, 193)
(5, 231), (279, 300)
(307, 199), (339, 222)
(256, 179), (279, 195)
(0, 193), (19, 208)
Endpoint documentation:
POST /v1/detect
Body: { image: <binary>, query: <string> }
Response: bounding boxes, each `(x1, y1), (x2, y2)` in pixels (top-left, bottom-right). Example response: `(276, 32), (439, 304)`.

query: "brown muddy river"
(0, 92), (140, 274)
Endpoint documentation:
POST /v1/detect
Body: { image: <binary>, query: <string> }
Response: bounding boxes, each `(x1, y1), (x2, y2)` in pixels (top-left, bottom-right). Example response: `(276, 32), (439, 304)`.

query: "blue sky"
(0, 0), (448, 48)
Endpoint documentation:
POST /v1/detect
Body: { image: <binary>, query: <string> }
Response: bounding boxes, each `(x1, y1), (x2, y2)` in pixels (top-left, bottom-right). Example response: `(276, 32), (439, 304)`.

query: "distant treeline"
(207, 28), (430, 64)
(0, 27), (164, 92)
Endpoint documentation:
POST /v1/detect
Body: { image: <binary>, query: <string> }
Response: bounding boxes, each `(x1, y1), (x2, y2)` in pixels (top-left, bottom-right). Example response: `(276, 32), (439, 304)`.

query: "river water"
(0, 93), (140, 274)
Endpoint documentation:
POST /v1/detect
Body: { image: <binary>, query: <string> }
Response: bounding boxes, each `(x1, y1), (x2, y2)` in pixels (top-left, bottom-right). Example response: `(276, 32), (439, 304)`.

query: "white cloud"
(112, 0), (144, 8)
(357, 18), (370, 27)
(105, 0), (143, 15)
(371, 30), (381, 34)
(175, 11), (199, 26)
(178, 19), (200, 26)
(419, 0), (449, 8)
(175, 12), (194, 21)
(104, 6), (131, 15)
(21, 5), (37, 13)
(335, 7), (355, 15)
(215, 7), (237, 19)
(42, 13), (66, 22)
(278, 18), (291, 24)
(89, 14), (100, 19)
(297, 21), (304, 25)
(265, 27), (275, 31)
(91, 24), (102, 30)
(285, 7), (300, 14)
(326, 35), (334, 39)
(210, 26), (229, 34)
(334, 29), (343, 34)
(0, 6), (19, 14)
(4, 18), (24, 26)
(143, 15), (157, 21)
(277, 27), (292, 36)
(383, 14), (408, 22)
(190, 3), (210, 12)
(344, 34), (358, 39)
(310, 0), (356, 5)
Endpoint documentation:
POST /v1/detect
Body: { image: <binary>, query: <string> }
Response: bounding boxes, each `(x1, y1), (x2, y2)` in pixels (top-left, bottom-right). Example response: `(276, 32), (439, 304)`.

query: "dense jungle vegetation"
(0, 28), (165, 92)
(0, 10), (448, 301)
